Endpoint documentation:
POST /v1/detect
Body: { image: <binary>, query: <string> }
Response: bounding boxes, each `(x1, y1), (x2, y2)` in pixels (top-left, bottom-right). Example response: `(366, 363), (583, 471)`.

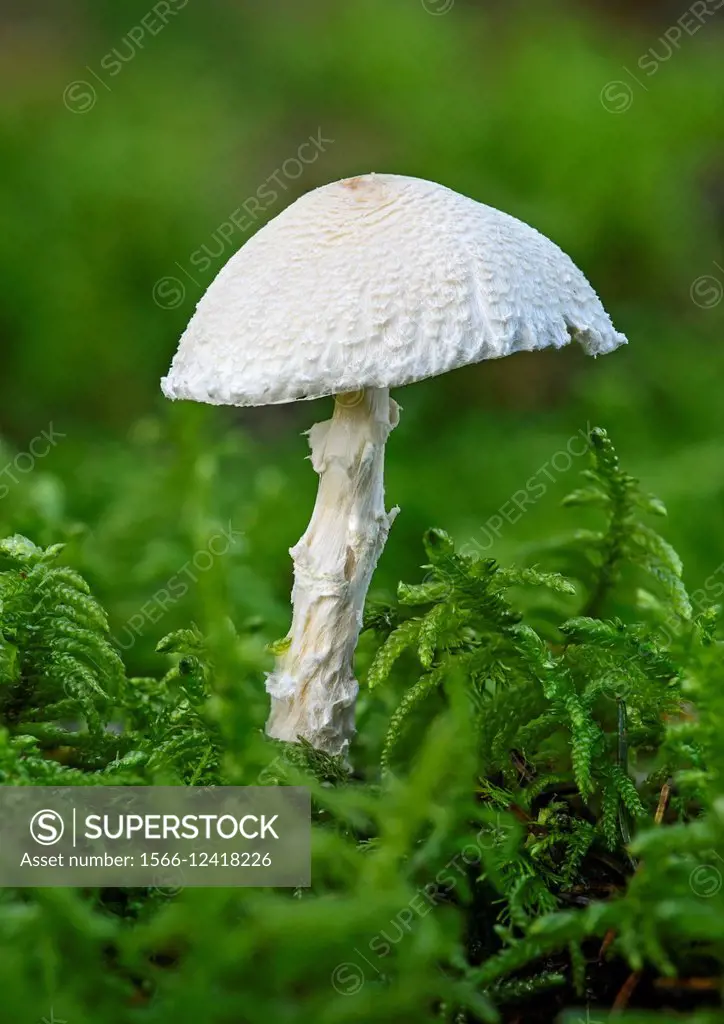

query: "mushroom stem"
(265, 386), (400, 756)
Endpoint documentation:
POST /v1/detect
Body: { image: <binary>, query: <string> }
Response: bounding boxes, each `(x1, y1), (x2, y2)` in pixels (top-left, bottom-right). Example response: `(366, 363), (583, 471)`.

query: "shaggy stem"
(265, 387), (400, 755)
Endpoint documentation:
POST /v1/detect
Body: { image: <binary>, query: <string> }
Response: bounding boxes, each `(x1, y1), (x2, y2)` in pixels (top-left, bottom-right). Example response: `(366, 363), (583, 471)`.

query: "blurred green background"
(1, 0), (723, 675)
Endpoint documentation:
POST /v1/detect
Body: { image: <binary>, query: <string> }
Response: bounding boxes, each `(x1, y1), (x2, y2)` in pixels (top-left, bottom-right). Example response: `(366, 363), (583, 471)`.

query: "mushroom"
(161, 172), (626, 757)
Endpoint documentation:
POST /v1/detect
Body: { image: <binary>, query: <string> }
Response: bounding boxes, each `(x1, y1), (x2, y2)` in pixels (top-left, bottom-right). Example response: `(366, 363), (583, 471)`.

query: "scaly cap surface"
(162, 173), (626, 406)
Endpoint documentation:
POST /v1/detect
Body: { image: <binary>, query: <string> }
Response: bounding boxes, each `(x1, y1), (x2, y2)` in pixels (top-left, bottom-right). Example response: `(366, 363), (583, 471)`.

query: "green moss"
(1, 427), (723, 1021)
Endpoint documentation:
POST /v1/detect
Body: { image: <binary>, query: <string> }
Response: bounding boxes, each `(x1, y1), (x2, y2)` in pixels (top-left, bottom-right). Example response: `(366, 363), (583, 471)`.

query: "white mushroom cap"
(161, 173), (626, 407)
